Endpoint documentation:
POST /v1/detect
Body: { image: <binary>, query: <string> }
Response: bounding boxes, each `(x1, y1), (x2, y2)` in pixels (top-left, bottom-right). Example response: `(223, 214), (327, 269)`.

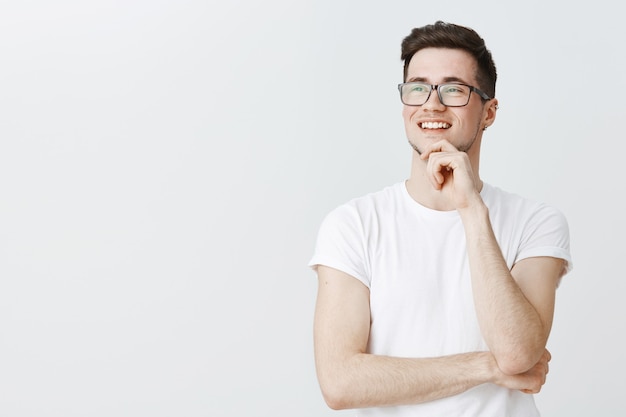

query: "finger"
(421, 140), (459, 159)
(428, 166), (444, 190)
(426, 154), (449, 189)
(426, 140), (458, 153)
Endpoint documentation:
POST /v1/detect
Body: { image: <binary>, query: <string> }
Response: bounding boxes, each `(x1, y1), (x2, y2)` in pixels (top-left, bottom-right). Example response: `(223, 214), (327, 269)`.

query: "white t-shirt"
(309, 181), (572, 417)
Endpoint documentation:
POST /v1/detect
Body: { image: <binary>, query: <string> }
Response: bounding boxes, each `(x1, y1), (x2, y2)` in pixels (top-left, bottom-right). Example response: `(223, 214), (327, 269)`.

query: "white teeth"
(420, 122), (450, 129)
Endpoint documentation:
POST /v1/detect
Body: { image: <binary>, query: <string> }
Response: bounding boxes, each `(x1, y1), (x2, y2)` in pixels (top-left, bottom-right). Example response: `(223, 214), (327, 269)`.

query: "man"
(308, 21), (572, 416)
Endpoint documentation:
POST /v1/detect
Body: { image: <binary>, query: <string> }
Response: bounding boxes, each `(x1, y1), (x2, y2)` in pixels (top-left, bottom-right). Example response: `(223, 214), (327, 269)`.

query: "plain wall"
(0, 1), (623, 416)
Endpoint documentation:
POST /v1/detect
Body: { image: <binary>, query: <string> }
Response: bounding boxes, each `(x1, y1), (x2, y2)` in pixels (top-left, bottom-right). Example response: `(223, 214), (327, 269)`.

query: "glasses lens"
(401, 83), (431, 105)
(439, 84), (471, 106)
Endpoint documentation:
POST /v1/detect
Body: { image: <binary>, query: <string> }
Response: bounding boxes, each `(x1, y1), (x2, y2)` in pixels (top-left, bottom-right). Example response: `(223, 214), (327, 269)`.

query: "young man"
(309, 21), (572, 416)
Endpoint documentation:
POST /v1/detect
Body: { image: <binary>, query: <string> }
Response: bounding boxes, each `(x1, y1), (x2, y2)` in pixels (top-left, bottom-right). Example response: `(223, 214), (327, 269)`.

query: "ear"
(482, 98), (498, 130)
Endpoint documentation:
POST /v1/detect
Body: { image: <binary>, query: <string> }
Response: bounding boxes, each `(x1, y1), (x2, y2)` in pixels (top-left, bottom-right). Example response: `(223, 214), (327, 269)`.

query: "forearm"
(316, 351), (495, 410)
(460, 202), (547, 374)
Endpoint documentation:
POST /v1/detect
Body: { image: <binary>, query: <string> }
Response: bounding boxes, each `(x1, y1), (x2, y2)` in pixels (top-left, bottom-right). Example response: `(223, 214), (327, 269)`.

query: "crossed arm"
(314, 255), (562, 410)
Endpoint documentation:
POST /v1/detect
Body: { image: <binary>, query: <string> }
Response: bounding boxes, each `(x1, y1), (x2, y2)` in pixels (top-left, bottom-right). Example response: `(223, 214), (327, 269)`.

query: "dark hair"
(401, 21), (497, 98)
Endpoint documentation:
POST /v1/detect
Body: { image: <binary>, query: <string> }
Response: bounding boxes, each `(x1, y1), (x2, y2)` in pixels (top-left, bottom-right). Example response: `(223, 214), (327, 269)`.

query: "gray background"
(0, 0), (623, 416)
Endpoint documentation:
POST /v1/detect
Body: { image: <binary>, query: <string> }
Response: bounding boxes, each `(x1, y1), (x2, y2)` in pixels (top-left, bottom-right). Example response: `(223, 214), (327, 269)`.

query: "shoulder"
(482, 183), (567, 223)
(310, 183), (405, 282)
(326, 182), (405, 220)
(483, 183), (572, 273)
(316, 182), (405, 241)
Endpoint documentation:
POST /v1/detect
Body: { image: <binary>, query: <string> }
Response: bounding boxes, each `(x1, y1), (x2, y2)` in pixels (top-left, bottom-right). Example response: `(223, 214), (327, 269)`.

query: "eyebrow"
(406, 76), (469, 84)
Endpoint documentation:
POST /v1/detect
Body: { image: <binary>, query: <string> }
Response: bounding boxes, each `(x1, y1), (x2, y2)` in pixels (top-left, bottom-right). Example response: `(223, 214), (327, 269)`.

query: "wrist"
(457, 195), (488, 220)
(474, 351), (500, 384)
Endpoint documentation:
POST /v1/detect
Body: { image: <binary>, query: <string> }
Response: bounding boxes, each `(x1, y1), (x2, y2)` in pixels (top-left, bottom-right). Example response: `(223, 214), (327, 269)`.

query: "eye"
(440, 84), (468, 96)
(409, 84), (429, 93)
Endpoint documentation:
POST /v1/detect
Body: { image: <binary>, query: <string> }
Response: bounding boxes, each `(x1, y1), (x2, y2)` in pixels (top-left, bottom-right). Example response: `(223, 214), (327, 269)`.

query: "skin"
(313, 47), (564, 410)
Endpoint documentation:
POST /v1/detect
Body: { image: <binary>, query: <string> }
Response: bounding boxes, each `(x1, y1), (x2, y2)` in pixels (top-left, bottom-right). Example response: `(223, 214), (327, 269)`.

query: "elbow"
(497, 359), (532, 376)
(495, 351), (541, 375)
(492, 334), (547, 375)
(323, 393), (350, 411)
(316, 352), (368, 410)
(319, 380), (353, 410)
(318, 370), (362, 410)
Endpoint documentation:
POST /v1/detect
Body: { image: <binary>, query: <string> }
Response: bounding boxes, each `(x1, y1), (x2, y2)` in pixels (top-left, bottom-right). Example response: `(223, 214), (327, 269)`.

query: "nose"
(422, 86), (446, 110)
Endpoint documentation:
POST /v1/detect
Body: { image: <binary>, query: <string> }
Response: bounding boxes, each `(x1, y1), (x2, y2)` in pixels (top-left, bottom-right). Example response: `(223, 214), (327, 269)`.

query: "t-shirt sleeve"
(308, 204), (371, 288)
(517, 204), (573, 277)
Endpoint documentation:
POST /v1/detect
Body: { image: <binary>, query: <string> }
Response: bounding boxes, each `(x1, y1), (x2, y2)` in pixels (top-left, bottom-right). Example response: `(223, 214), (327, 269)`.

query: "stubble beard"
(408, 124), (482, 155)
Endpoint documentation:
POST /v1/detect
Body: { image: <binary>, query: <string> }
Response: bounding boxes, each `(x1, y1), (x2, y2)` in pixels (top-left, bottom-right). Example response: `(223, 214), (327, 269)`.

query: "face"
(402, 47), (496, 156)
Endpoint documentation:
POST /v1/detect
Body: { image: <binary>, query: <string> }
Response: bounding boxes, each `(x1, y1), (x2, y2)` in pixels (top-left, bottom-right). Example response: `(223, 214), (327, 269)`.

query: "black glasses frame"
(397, 82), (492, 107)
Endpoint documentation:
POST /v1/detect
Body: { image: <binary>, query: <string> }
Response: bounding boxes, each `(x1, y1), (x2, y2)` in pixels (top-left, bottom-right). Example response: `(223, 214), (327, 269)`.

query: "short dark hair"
(401, 21), (497, 98)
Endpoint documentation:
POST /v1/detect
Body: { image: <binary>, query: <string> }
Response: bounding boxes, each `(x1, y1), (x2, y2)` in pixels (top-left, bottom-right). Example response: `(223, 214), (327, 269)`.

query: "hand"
(419, 140), (480, 210)
(492, 349), (552, 394)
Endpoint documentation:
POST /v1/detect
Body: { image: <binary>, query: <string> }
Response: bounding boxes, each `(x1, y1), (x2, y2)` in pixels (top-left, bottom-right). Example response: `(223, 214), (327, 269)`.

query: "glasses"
(398, 82), (491, 107)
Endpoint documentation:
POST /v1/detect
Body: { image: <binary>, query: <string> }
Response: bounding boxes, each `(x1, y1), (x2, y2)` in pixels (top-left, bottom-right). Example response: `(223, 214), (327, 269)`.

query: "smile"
(420, 122), (450, 129)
